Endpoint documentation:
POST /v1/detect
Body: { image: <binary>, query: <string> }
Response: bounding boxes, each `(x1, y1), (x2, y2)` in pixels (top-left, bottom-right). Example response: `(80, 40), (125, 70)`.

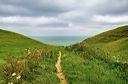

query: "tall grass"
(63, 43), (128, 83)
(1, 49), (59, 84)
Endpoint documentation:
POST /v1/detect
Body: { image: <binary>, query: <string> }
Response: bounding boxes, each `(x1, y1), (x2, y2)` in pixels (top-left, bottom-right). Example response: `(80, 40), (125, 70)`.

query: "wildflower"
(16, 75), (21, 80)
(116, 59), (119, 63)
(12, 73), (16, 76)
(8, 82), (13, 84)
(17, 60), (20, 64)
(28, 50), (31, 55)
(113, 56), (116, 59)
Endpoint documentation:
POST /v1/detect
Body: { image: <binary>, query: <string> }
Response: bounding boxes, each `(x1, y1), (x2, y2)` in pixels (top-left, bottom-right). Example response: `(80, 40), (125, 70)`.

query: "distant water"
(31, 36), (87, 46)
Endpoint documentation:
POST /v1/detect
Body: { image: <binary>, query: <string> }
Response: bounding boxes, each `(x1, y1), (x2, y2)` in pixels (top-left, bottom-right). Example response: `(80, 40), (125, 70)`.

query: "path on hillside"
(55, 51), (67, 84)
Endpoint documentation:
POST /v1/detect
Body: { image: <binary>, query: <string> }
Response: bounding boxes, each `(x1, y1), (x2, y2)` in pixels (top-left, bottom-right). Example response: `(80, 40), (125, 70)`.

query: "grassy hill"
(0, 29), (60, 83)
(67, 25), (128, 61)
(0, 26), (127, 84)
(85, 25), (128, 44)
(84, 25), (128, 62)
(0, 29), (49, 48)
(0, 29), (50, 64)
(63, 25), (128, 83)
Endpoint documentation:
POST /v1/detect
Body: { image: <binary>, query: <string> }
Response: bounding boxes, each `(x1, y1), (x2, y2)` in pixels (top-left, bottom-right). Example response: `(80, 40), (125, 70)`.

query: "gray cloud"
(92, 0), (128, 15)
(0, 0), (128, 36)
(38, 22), (69, 28)
(0, 0), (75, 16)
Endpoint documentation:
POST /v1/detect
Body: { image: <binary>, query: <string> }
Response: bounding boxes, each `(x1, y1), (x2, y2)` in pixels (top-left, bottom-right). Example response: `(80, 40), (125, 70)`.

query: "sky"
(0, 0), (128, 36)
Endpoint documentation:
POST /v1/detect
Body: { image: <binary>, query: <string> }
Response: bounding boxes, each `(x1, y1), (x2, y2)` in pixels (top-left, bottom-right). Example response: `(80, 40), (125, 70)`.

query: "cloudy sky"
(0, 0), (128, 36)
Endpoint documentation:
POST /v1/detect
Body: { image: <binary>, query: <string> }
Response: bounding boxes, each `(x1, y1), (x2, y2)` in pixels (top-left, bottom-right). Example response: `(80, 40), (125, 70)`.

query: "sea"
(30, 36), (88, 46)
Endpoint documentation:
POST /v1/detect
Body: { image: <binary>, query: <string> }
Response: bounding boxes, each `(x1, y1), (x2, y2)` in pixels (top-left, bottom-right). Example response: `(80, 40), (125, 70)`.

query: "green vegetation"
(0, 25), (128, 84)
(0, 29), (46, 64)
(85, 25), (128, 44)
(85, 25), (128, 61)
(1, 49), (59, 84)
(62, 51), (127, 84)
(0, 29), (60, 83)
(63, 25), (128, 83)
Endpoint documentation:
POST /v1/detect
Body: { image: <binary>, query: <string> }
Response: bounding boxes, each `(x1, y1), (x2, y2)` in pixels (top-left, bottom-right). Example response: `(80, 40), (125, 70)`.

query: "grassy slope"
(85, 25), (128, 44)
(62, 51), (125, 84)
(0, 26), (128, 83)
(0, 29), (48, 64)
(84, 25), (128, 61)
(62, 25), (128, 84)
(0, 29), (59, 83)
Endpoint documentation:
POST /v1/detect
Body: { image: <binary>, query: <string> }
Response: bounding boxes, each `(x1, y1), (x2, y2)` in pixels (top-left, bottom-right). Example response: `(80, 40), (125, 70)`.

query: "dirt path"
(55, 51), (67, 84)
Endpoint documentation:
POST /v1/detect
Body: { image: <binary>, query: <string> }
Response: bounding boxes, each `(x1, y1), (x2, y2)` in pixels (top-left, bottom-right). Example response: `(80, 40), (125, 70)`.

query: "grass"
(0, 25), (128, 83)
(0, 29), (60, 83)
(0, 28), (58, 65)
(85, 25), (128, 44)
(62, 47), (127, 84)
(62, 25), (128, 83)
(80, 25), (128, 62)
(101, 38), (128, 62)
(24, 49), (60, 84)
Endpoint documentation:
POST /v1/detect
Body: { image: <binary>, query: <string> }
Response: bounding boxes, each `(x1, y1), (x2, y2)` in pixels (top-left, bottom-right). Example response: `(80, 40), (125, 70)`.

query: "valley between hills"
(0, 25), (128, 84)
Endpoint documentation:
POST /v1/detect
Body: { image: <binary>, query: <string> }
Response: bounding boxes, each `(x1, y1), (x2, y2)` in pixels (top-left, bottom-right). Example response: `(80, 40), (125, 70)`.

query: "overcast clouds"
(0, 0), (128, 36)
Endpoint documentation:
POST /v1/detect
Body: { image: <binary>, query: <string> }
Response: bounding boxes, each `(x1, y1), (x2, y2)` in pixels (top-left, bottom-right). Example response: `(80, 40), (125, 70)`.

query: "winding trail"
(55, 51), (67, 84)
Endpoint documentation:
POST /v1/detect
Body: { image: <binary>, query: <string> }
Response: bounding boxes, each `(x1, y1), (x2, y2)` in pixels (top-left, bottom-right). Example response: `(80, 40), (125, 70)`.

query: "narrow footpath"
(55, 51), (67, 84)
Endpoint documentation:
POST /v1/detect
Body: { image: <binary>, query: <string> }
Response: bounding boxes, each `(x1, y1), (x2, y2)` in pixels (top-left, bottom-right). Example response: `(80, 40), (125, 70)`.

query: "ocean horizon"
(30, 36), (88, 46)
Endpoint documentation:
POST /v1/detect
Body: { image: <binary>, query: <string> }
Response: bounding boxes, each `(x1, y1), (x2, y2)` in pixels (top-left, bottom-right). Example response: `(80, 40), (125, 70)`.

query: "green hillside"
(0, 29), (49, 64)
(85, 25), (128, 44)
(63, 25), (128, 83)
(0, 29), (60, 83)
(68, 25), (128, 62)
(84, 25), (128, 62)
(0, 29), (47, 47)
(0, 26), (127, 84)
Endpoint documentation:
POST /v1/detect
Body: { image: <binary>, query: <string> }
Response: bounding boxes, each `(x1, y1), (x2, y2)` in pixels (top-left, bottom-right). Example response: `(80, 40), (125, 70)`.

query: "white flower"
(16, 75), (21, 80)
(12, 73), (16, 76)
(8, 82), (13, 84)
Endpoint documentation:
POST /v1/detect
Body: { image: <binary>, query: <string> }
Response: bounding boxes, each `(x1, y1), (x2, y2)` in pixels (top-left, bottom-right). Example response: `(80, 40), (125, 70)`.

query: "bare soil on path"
(55, 51), (67, 84)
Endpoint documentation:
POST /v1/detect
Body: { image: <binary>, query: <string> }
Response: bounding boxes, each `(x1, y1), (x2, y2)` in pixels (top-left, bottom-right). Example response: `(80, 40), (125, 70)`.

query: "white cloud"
(92, 15), (128, 23)
(0, 16), (62, 26)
